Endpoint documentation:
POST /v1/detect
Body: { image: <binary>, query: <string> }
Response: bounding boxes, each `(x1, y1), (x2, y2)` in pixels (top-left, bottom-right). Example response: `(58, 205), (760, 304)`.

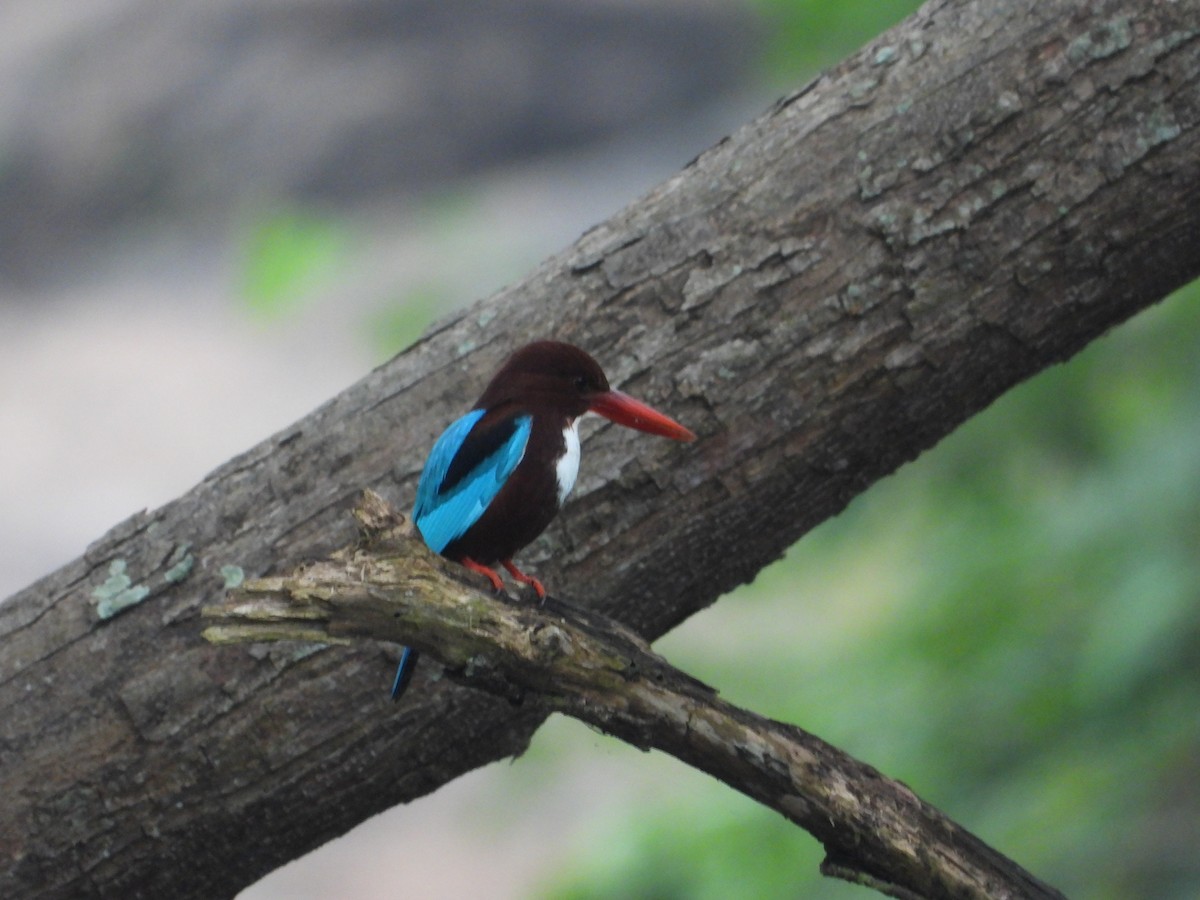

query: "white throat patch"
(555, 421), (581, 506)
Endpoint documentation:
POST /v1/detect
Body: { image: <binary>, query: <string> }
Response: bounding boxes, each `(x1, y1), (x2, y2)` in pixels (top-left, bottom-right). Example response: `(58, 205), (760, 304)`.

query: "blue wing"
(413, 409), (532, 553)
(393, 410), (530, 699)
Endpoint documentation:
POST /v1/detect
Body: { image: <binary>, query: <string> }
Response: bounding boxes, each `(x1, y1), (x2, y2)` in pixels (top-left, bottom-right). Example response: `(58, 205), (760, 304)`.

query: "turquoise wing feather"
(413, 410), (532, 553)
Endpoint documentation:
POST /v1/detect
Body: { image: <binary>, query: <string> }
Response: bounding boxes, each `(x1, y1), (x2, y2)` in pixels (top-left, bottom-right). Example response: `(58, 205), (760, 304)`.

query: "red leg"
(460, 557), (504, 592)
(501, 559), (546, 600)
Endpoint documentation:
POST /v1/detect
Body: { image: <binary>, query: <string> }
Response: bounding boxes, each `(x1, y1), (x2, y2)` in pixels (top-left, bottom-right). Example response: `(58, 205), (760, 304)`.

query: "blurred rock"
(0, 0), (757, 281)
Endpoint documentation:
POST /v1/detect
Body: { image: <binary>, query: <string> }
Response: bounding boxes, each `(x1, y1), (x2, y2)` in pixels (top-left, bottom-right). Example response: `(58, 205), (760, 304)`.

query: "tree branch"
(3, 0), (1199, 896)
(204, 492), (1064, 900)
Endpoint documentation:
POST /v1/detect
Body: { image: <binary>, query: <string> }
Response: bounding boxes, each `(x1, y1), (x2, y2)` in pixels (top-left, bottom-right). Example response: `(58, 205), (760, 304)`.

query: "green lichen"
(1067, 16), (1132, 64)
(872, 45), (898, 67)
(1142, 105), (1182, 147)
(164, 543), (195, 584)
(94, 560), (151, 620)
(220, 565), (246, 589)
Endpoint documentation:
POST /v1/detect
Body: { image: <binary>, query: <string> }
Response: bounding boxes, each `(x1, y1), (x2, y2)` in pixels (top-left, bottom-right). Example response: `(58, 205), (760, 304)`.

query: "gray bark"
(3, 0), (1198, 897)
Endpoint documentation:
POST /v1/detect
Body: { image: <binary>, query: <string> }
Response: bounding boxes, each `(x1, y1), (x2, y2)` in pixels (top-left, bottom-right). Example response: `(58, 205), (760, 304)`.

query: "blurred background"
(2, 1), (1197, 897)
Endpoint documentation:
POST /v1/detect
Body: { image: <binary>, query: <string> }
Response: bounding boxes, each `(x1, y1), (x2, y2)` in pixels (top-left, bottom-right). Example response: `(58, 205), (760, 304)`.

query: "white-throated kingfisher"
(391, 340), (695, 698)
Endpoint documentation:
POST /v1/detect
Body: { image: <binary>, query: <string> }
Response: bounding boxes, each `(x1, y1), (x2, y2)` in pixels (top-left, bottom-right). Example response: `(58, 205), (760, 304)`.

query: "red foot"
(460, 557), (504, 592)
(501, 559), (546, 600)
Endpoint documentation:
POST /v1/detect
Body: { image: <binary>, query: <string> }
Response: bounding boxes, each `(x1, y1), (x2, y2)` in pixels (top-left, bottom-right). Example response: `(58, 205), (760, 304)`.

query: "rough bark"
(2, 0), (1198, 897)
(202, 491), (1066, 900)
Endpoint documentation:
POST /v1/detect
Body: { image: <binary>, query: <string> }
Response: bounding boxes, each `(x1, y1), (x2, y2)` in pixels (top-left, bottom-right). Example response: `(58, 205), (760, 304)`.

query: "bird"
(391, 340), (695, 698)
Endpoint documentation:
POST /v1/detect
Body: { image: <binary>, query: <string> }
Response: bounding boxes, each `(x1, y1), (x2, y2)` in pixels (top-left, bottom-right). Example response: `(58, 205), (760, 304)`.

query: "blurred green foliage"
(365, 284), (447, 360)
(364, 186), (532, 360)
(749, 0), (924, 81)
(535, 284), (1200, 899)
(238, 208), (347, 320)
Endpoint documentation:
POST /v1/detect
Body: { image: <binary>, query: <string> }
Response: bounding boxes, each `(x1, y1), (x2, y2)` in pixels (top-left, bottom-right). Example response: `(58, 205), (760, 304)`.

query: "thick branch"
(204, 493), (1063, 900)
(3, 1), (1199, 897)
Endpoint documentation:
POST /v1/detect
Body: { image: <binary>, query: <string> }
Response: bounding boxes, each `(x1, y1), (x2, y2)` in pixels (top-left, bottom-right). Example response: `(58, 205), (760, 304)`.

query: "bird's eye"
(573, 375), (589, 392)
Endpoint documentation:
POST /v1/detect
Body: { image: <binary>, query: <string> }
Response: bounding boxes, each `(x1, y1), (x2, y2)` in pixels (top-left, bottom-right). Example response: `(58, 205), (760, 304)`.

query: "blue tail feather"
(391, 646), (420, 700)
